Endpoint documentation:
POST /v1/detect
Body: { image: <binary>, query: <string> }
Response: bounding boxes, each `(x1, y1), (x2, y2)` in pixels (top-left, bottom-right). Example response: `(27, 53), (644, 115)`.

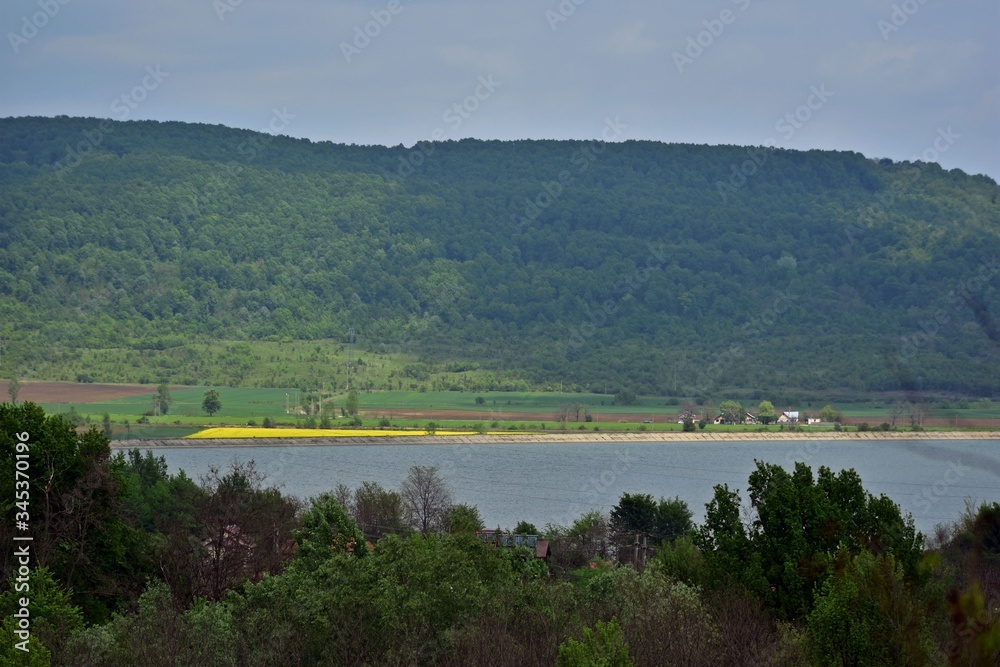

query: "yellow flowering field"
(185, 427), (480, 439)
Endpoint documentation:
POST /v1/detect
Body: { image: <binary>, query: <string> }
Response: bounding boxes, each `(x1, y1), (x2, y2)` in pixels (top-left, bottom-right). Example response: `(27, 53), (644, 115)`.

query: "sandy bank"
(111, 430), (1000, 449)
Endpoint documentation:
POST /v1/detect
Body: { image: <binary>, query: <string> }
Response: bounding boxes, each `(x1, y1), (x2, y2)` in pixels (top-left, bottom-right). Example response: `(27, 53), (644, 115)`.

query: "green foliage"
(3, 114), (1000, 399)
(819, 404), (842, 422)
(808, 551), (935, 666)
(293, 493), (366, 570)
(0, 402), (145, 621)
(697, 460), (924, 620)
(756, 400), (777, 424)
(202, 389), (222, 416)
(513, 520), (539, 535)
(345, 390), (359, 416)
(447, 503), (485, 533)
(557, 619), (634, 667)
(682, 417), (695, 432)
(719, 400), (743, 424)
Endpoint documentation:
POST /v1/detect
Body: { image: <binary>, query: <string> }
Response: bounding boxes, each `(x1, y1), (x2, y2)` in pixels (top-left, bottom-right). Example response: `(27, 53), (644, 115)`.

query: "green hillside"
(0, 116), (998, 398)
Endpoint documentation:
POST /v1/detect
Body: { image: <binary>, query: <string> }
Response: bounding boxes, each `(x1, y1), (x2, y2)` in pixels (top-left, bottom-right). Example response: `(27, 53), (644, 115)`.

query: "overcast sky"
(2, 0), (998, 179)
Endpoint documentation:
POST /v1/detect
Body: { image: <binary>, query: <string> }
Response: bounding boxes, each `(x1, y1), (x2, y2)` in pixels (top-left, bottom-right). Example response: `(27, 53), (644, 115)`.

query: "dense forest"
(0, 116), (998, 397)
(1, 403), (997, 665)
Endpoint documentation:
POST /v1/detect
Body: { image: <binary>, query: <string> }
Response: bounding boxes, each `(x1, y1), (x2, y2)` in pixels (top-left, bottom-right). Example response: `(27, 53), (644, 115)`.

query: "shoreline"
(111, 430), (1000, 449)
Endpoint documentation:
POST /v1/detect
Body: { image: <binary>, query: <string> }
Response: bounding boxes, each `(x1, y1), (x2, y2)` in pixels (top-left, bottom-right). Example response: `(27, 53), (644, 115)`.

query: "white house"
(777, 411), (799, 424)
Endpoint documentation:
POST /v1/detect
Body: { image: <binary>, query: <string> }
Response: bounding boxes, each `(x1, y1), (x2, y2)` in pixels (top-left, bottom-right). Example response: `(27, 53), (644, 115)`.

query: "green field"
(36, 385), (1000, 438)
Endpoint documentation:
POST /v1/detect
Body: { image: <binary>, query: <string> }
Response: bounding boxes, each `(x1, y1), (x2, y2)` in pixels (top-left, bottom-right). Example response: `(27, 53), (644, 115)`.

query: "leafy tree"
(698, 460), (923, 620)
(655, 496), (693, 543)
(756, 400), (777, 425)
(401, 465), (453, 533)
(719, 400), (743, 425)
(513, 520), (538, 535)
(682, 417), (695, 432)
(155, 383), (172, 415)
(610, 493), (657, 558)
(0, 402), (144, 621)
(103, 412), (113, 438)
(808, 551), (935, 666)
(352, 480), (406, 541)
(556, 619), (634, 667)
(447, 503), (485, 533)
(819, 404), (841, 423)
(202, 389), (222, 416)
(294, 492), (367, 570)
(345, 389), (359, 417)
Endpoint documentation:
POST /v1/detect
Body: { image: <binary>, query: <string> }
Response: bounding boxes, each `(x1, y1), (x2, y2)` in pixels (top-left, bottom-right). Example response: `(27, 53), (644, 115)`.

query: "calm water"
(154, 440), (1000, 536)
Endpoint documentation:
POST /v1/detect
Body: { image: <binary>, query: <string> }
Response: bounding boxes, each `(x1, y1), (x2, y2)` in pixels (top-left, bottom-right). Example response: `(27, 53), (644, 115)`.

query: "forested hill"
(1, 116), (998, 397)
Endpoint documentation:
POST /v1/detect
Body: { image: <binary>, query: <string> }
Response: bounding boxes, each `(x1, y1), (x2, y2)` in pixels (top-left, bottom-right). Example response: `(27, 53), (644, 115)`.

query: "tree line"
(1, 402), (997, 665)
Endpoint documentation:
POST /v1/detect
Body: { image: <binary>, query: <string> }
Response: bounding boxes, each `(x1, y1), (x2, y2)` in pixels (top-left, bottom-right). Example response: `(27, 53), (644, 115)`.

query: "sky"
(2, 0), (998, 179)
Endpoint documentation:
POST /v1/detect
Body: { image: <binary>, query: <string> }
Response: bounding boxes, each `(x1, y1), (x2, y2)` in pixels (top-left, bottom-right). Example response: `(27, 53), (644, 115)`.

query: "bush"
(262, 416), (274, 428)
(683, 418), (696, 432)
(378, 416), (391, 428)
(698, 419), (707, 430)
(557, 619), (634, 667)
(857, 422), (869, 432)
(879, 422), (891, 431)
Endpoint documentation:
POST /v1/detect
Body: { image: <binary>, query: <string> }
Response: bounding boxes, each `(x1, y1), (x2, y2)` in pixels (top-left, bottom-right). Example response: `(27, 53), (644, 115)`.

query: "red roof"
(536, 540), (550, 559)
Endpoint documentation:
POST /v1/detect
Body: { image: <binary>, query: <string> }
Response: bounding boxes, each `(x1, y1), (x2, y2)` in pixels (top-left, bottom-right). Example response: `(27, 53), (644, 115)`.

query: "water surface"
(155, 439), (1000, 535)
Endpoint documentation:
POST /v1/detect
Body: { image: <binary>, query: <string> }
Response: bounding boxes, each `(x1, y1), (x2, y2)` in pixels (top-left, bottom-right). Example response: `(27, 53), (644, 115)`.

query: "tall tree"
(401, 465), (452, 534)
(155, 383), (172, 415)
(756, 400), (777, 425)
(202, 389), (222, 416)
(719, 400), (743, 425)
(7, 376), (20, 404)
(345, 390), (359, 417)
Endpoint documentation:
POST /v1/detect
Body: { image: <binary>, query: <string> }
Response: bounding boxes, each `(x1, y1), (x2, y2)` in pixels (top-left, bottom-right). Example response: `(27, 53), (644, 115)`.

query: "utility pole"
(634, 533), (639, 565)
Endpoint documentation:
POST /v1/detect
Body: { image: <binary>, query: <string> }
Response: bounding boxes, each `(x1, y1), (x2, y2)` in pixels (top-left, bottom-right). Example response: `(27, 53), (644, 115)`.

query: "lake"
(153, 439), (1000, 536)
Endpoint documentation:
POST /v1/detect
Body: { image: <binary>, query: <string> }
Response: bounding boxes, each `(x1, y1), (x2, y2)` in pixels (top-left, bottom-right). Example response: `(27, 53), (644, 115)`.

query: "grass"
(29, 384), (1000, 440)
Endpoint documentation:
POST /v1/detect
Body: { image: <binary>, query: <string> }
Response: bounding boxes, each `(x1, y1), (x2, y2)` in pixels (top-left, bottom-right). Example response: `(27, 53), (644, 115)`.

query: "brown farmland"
(0, 381), (157, 403)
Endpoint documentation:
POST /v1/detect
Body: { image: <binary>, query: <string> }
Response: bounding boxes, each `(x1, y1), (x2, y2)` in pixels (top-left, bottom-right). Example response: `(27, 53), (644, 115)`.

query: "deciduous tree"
(401, 465), (453, 533)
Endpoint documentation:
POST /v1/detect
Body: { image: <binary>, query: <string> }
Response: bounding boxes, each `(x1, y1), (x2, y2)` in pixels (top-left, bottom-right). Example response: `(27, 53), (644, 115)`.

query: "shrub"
(879, 422), (891, 431)
(857, 422), (869, 432)
(557, 619), (634, 667)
